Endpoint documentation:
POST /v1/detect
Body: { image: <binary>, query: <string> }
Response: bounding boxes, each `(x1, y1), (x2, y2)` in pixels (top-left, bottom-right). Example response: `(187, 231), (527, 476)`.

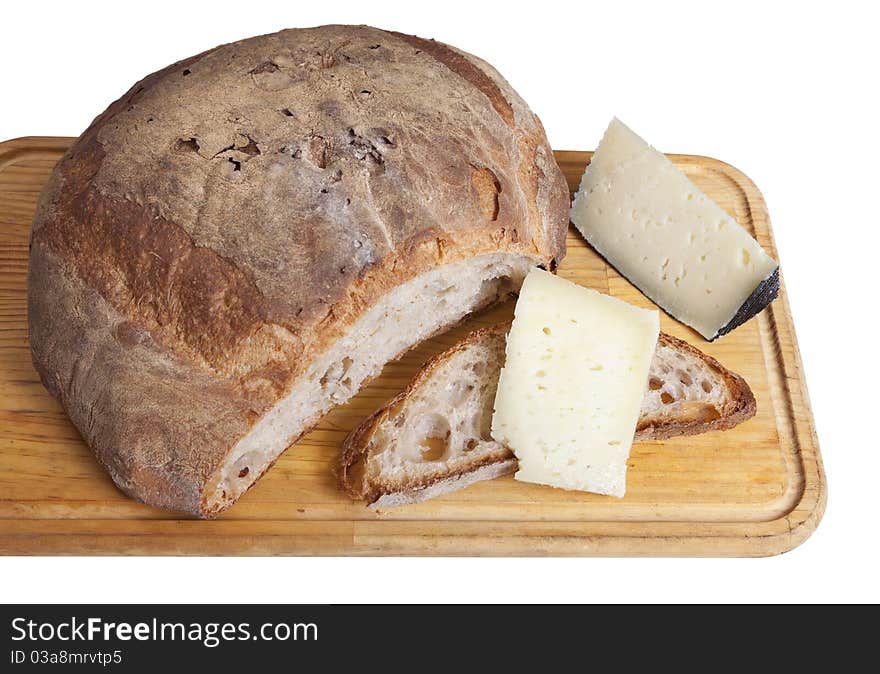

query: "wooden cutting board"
(0, 137), (825, 556)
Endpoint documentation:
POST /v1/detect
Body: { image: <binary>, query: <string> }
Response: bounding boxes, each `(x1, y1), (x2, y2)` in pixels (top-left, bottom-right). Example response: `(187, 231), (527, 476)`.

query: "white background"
(2, 0), (877, 603)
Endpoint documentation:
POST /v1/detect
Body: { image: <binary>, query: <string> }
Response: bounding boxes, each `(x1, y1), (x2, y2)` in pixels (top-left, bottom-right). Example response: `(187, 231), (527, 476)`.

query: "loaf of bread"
(27, 26), (569, 517)
(337, 325), (756, 507)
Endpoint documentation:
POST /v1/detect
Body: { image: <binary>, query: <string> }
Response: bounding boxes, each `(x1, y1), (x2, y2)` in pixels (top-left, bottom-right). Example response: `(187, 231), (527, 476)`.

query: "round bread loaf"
(27, 25), (568, 517)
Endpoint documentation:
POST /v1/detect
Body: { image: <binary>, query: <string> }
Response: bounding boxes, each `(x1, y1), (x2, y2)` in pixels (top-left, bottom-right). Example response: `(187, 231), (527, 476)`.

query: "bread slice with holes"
(337, 324), (756, 507)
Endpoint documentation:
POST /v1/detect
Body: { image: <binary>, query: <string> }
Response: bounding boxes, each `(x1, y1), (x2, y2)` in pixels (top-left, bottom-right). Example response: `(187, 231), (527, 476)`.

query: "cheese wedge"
(570, 118), (779, 341)
(491, 269), (659, 497)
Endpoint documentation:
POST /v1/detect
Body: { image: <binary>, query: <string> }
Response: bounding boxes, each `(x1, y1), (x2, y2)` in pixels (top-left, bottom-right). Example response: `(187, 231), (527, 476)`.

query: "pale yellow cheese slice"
(491, 269), (659, 497)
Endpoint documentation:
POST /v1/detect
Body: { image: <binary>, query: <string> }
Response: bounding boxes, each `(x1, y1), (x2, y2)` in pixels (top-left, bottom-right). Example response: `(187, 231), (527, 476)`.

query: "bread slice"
(337, 325), (756, 507)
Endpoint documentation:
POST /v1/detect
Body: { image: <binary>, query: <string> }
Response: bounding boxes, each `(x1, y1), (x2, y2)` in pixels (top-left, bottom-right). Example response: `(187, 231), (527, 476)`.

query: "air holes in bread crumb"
(679, 372), (693, 386)
(660, 392), (675, 404)
(702, 407), (722, 422)
(238, 467), (249, 478)
(320, 356), (354, 388)
(649, 377), (663, 390)
(446, 381), (474, 406)
(701, 380), (713, 393)
(419, 435), (448, 461)
(415, 413), (451, 461)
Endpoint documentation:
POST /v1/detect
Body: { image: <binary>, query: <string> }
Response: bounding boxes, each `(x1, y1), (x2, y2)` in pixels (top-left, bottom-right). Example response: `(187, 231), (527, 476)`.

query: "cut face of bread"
(206, 253), (532, 512)
(337, 325), (756, 507)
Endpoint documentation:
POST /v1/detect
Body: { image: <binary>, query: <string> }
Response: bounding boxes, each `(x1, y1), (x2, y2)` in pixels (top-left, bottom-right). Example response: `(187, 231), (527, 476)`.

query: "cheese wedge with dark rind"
(570, 118), (779, 341)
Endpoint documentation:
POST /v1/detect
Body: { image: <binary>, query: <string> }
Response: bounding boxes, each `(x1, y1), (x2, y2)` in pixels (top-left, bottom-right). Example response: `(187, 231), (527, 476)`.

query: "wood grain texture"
(0, 137), (825, 556)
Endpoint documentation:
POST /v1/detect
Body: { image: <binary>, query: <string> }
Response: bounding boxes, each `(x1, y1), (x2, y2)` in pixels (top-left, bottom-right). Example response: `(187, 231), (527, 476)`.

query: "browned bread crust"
(28, 26), (569, 517)
(337, 325), (757, 506)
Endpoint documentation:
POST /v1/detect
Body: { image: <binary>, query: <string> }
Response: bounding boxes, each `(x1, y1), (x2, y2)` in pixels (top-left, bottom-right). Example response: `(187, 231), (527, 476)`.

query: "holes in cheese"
(570, 118), (779, 341)
(490, 269), (659, 497)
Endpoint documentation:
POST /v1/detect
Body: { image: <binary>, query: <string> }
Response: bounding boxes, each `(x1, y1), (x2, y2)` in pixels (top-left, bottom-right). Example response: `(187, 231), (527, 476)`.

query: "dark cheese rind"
(712, 266), (780, 341)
